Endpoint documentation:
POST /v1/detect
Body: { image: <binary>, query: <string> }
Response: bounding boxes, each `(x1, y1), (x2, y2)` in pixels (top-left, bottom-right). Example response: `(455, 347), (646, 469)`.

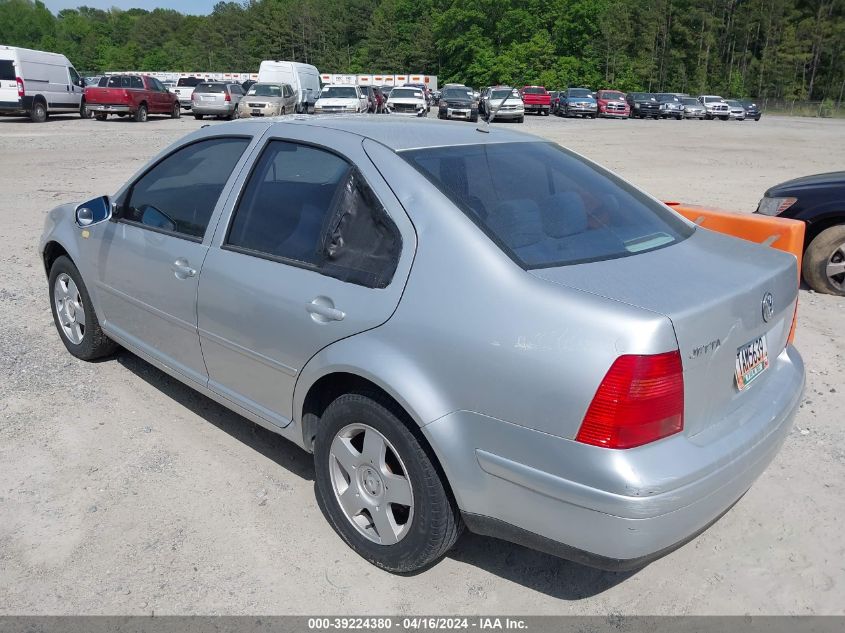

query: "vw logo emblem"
(762, 292), (775, 323)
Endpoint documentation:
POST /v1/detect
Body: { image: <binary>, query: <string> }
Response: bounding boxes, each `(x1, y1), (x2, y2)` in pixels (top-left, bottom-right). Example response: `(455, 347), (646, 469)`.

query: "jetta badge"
(762, 292), (775, 323)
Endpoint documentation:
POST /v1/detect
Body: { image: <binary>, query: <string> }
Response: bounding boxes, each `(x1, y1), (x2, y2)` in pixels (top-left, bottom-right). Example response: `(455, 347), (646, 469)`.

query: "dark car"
(741, 99), (762, 121)
(438, 85), (478, 122)
(359, 85), (378, 113)
(756, 171), (845, 295)
(626, 92), (661, 119)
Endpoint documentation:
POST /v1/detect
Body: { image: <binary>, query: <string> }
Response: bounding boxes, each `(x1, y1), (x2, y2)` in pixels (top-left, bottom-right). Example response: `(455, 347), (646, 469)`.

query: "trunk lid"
(531, 228), (798, 437)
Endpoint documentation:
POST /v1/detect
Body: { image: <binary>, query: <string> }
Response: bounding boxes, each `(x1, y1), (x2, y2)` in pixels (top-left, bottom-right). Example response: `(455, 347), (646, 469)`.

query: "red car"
(596, 89), (630, 118)
(84, 74), (180, 122)
(521, 86), (550, 116)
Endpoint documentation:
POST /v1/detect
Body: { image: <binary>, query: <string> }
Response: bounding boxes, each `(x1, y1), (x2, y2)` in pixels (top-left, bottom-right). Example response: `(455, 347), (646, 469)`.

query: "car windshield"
(568, 89), (592, 97)
(390, 88), (421, 99)
(195, 83), (225, 93)
(727, 100), (742, 107)
(657, 94), (679, 102)
(523, 87), (546, 95)
(704, 96), (723, 102)
(682, 98), (699, 105)
(442, 88), (472, 99)
(491, 89), (518, 99)
(403, 142), (692, 269)
(599, 91), (624, 100)
(631, 92), (653, 100)
(320, 86), (357, 99)
(249, 84), (283, 97)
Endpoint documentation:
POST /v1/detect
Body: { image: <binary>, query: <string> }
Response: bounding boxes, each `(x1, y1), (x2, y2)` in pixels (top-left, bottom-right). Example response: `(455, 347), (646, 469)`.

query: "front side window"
(226, 140), (401, 288)
(403, 142), (693, 269)
(123, 137), (251, 240)
(69, 67), (82, 87)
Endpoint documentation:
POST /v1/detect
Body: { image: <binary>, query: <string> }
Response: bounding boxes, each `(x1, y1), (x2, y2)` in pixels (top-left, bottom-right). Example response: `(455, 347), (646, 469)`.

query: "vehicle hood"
(529, 227), (798, 437)
(389, 97), (425, 105)
(766, 171), (845, 196)
(244, 96), (285, 104)
(316, 98), (356, 106)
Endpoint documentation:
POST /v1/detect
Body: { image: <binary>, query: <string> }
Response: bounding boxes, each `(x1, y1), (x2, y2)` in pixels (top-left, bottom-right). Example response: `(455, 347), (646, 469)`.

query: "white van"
(257, 61), (321, 113)
(0, 45), (86, 122)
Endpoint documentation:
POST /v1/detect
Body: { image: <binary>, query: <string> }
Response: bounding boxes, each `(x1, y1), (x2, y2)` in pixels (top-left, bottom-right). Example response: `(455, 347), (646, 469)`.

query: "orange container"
(664, 202), (805, 344)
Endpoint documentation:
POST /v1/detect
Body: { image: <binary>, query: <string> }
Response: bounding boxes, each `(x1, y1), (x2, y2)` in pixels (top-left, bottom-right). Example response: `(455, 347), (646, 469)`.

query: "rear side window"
(130, 76), (143, 89)
(123, 137), (251, 240)
(0, 60), (14, 81)
(226, 140), (401, 288)
(403, 142), (693, 269)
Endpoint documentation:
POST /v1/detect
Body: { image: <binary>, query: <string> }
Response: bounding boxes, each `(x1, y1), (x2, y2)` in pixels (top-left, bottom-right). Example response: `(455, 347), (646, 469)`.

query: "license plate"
(252, 109), (261, 116)
(735, 335), (769, 390)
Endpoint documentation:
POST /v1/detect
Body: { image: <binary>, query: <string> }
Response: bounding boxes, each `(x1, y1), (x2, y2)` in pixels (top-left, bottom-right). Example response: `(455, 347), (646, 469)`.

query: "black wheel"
(705, 114), (712, 120)
(48, 256), (119, 360)
(170, 102), (181, 119)
(94, 113), (108, 121)
(517, 115), (524, 123)
(720, 116), (729, 121)
(755, 116), (761, 121)
(30, 100), (47, 123)
(133, 104), (148, 122)
(80, 101), (92, 119)
(194, 113), (203, 120)
(802, 225), (845, 296)
(314, 393), (462, 573)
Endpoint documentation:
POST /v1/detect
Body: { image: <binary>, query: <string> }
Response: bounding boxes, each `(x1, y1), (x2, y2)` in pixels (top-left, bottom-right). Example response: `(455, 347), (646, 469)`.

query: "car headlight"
(757, 196), (797, 216)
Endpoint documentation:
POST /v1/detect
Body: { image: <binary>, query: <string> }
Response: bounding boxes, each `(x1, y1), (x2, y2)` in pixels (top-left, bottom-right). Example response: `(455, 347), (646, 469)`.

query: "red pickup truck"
(521, 86), (550, 116)
(84, 74), (180, 122)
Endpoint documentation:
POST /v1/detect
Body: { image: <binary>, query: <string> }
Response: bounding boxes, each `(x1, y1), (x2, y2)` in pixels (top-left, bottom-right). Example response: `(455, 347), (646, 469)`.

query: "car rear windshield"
(320, 86), (357, 98)
(390, 88), (421, 99)
(523, 87), (546, 95)
(402, 142), (693, 269)
(0, 60), (15, 81)
(177, 77), (201, 87)
(195, 83), (226, 93)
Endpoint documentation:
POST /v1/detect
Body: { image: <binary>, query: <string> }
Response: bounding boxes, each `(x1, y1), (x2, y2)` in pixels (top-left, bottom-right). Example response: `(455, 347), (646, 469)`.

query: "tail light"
(225, 92), (231, 102)
(16, 77), (24, 97)
(192, 91), (198, 101)
(576, 351), (684, 449)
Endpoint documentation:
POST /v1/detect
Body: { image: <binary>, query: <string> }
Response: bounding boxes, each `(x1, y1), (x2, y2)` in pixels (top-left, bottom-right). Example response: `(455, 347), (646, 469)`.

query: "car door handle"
(306, 298), (345, 323)
(171, 259), (197, 279)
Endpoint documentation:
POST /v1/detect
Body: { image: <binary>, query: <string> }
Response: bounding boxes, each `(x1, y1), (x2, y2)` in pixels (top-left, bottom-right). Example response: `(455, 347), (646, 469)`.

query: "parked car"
(358, 85), (379, 113)
(726, 99), (746, 120)
(238, 82), (297, 118)
(173, 76), (202, 110)
(680, 97), (706, 119)
(558, 87), (598, 118)
(258, 61), (321, 113)
(548, 91), (561, 115)
(85, 74), (180, 122)
(480, 86), (524, 122)
(698, 95), (730, 120)
(386, 86), (427, 116)
(595, 90), (630, 118)
(656, 93), (684, 120)
(521, 85), (550, 116)
(191, 82), (244, 120)
(626, 92), (661, 119)
(403, 83), (432, 110)
(40, 118), (804, 574)
(741, 99), (762, 121)
(438, 85), (478, 122)
(757, 171), (845, 295)
(315, 84), (368, 114)
(0, 45), (86, 122)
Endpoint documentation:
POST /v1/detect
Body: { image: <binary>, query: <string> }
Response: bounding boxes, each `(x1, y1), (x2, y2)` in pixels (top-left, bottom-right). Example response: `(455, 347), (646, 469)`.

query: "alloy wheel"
(54, 273), (85, 345)
(826, 242), (845, 292)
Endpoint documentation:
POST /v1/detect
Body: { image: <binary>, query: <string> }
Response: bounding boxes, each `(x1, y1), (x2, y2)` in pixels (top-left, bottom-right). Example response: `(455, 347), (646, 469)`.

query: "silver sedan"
(40, 118), (804, 573)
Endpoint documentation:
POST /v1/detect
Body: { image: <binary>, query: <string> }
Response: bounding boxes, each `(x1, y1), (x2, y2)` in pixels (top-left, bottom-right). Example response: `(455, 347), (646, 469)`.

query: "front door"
(93, 136), (253, 385)
(197, 129), (414, 427)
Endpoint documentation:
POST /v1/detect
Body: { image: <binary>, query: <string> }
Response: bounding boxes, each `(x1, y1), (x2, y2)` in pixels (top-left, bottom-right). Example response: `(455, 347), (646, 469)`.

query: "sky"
(41, 0), (218, 15)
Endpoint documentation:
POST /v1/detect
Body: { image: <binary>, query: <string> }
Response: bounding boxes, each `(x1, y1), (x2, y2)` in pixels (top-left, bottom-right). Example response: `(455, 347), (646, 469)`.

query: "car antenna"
(477, 91), (509, 133)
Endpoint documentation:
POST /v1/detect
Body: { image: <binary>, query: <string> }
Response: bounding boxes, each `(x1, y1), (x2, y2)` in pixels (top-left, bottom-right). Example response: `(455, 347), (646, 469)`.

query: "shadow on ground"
(116, 349), (635, 599)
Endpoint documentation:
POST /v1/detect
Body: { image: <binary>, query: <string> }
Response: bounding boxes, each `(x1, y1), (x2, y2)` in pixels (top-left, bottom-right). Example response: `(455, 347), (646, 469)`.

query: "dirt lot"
(1, 112), (844, 615)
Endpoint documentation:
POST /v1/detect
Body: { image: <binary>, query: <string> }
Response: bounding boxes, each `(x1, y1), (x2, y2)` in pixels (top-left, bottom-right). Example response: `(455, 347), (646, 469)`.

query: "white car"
(698, 95), (730, 121)
(386, 87), (427, 116)
(314, 84), (368, 114)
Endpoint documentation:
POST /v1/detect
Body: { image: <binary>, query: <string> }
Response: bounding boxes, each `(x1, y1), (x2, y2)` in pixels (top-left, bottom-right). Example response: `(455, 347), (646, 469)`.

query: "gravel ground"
(0, 111), (843, 615)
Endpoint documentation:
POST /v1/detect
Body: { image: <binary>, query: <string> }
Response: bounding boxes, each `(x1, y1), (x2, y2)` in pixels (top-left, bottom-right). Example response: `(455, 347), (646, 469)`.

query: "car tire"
(314, 393), (463, 573)
(80, 101), (92, 119)
(517, 116), (524, 123)
(802, 225), (845, 296)
(133, 104), (148, 122)
(30, 100), (47, 123)
(49, 255), (119, 361)
(170, 103), (181, 119)
(228, 108), (239, 120)
(94, 113), (108, 121)
(755, 116), (761, 121)
(194, 113), (203, 120)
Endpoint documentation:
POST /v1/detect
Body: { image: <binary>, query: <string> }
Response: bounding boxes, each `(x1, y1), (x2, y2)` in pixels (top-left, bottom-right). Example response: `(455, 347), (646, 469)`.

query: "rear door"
(197, 127), (415, 428)
(0, 53), (17, 108)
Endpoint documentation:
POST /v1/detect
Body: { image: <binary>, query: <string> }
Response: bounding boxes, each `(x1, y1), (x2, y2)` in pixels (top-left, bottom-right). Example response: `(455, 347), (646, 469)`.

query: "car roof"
(217, 116), (540, 152)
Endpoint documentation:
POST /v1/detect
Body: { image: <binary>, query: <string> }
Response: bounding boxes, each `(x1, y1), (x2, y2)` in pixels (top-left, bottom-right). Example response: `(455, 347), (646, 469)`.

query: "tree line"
(1, 0), (844, 101)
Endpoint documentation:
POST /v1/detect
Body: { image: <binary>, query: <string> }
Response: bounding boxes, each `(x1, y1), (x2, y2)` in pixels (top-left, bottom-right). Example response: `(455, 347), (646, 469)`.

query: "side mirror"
(75, 196), (112, 227)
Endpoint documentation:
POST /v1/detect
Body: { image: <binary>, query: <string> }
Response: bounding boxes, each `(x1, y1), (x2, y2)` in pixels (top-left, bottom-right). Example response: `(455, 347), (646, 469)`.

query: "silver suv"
(40, 119), (804, 573)
(191, 82), (244, 120)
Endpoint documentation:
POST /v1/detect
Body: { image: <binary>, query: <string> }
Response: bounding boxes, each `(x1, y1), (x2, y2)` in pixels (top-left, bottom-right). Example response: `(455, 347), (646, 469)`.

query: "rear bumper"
(0, 99), (25, 114)
(88, 104), (131, 113)
(192, 103), (236, 115)
(424, 345), (804, 567)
